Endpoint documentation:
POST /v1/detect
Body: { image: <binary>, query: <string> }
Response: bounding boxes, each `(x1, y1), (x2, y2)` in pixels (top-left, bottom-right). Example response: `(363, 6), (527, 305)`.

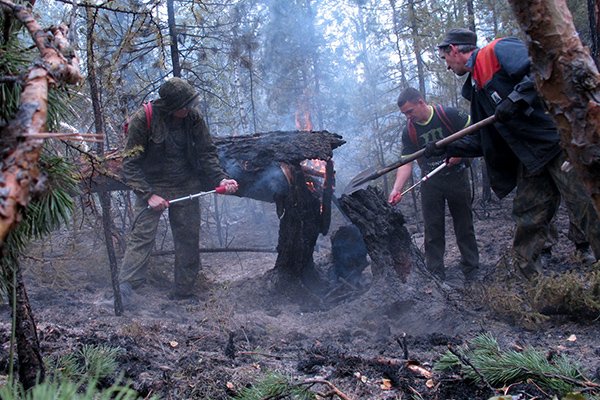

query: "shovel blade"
(343, 166), (379, 195)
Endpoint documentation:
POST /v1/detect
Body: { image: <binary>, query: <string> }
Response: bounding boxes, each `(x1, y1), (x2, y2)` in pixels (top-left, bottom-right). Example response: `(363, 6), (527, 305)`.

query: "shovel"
(344, 115), (496, 194)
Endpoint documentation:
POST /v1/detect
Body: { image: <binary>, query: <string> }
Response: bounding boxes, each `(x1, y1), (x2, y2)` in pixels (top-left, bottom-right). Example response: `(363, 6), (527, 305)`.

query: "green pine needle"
(434, 333), (590, 396)
(233, 372), (314, 400)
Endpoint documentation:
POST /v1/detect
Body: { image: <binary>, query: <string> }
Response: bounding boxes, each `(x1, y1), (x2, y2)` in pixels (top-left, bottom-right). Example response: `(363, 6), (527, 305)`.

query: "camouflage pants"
(421, 167), (479, 277)
(513, 152), (600, 272)
(119, 190), (201, 296)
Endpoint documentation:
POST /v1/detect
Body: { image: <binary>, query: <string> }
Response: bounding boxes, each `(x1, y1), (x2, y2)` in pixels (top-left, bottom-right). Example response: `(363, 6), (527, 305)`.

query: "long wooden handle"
(354, 115), (496, 186)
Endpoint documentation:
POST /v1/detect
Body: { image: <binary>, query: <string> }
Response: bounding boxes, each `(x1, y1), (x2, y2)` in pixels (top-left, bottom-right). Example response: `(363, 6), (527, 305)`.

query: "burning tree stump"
(215, 130), (344, 296)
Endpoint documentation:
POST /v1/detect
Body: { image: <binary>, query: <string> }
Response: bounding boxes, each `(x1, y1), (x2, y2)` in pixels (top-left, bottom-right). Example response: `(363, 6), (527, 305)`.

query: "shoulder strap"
(143, 102), (153, 130)
(434, 104), (456, 133)
(407, 121), (418, 145)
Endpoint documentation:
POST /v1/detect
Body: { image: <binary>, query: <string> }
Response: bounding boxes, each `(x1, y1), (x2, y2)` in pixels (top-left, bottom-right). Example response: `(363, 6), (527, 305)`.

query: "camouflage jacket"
(122, 104), (228, 200)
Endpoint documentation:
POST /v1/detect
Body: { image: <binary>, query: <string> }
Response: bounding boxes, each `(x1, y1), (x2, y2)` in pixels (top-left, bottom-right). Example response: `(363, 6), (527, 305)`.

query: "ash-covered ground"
(1, 189), (599, 399)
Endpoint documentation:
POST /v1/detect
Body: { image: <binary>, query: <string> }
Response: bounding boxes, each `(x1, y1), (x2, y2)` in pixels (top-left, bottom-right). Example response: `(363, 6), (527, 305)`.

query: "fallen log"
(151, 247), (277, 256)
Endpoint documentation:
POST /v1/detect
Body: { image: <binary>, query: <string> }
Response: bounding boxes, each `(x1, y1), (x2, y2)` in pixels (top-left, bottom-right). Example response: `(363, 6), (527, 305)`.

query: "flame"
(295, 108), (313, 132)
(295, 91), (325, 194)
(295, 91), (313, 132)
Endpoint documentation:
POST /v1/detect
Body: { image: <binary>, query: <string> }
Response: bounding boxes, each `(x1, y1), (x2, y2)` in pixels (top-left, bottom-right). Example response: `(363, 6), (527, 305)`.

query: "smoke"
(221, 158), (289, 203)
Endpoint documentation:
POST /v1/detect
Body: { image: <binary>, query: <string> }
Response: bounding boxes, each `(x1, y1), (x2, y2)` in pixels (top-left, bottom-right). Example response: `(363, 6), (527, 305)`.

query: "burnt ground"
(2, 189), (600, 399)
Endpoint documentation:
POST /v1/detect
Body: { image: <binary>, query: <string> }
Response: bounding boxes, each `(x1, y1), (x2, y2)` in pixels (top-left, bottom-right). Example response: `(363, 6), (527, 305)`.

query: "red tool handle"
(215, 185), (227, 194)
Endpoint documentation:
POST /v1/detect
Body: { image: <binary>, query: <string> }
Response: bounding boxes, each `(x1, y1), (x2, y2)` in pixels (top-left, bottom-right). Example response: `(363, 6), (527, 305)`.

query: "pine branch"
(434, 333), (597, 396)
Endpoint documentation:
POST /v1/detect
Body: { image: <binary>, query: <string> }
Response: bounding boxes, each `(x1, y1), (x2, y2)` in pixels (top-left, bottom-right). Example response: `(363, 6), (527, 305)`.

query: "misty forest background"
(4, 0), (554, 194)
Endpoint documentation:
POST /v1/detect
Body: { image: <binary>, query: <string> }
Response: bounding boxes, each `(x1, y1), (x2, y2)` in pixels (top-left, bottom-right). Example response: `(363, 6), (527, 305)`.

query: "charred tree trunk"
(12, 265), (44, 389)
(270, 166), (324, 294)
(508, 0), (600, 216)
(215, 131), (344, 295)
(339, 187), (418, 284)
(337, 187), (455, 333)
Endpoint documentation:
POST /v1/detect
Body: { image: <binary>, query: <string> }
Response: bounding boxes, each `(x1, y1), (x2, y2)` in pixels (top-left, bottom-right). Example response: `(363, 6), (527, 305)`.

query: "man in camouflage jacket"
(120, 77), (238, 301)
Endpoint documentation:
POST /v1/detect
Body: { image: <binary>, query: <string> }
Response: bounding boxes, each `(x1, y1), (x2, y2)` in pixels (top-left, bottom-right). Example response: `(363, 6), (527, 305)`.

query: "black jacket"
(447, 37), (562, 198)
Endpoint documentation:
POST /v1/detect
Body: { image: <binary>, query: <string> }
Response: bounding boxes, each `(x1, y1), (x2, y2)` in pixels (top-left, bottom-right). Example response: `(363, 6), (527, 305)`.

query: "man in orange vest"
(437, 28), (599, 278)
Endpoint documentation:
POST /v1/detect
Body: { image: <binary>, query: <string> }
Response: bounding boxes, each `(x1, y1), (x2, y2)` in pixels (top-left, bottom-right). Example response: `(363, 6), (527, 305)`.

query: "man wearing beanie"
(435, 28), (600, 279)
(119, 77), (238, 304)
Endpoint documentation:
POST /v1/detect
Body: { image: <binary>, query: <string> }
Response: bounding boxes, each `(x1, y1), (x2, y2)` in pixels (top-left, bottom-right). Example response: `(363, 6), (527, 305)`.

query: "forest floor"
(1, 189), (600, 400)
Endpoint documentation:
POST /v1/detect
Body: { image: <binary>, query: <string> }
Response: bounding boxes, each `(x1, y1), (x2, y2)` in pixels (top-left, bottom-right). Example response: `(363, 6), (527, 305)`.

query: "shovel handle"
(352, 115), (496, 187)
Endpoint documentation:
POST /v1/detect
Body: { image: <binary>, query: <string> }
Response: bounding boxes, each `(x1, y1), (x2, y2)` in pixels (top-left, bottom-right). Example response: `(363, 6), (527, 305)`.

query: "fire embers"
(301, 158), (335, 234)
(330, 224), (369, 287)
(300, 159), (327, 195)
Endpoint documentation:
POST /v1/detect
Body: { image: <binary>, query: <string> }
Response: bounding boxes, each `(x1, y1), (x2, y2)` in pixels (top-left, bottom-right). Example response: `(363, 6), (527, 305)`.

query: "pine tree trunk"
(508, 0), (600, 216)
(13, 264), (44, 389)
(167, 0), (181, 77)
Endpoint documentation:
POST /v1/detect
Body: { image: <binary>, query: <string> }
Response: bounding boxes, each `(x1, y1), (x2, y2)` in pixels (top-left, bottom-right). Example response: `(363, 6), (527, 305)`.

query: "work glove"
(423, 141), (445, 158)
(495, 97), (526, 123)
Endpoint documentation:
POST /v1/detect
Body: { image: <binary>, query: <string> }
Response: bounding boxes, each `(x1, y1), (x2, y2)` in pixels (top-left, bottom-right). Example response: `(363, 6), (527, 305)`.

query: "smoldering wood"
(78, 130), (345, 295)
(335, 186), (460, 333)
(338, 186), (418, 283)
(214, 130), (343, 205)
(80, 130), (345, 202)
(215, 131), (344, 294)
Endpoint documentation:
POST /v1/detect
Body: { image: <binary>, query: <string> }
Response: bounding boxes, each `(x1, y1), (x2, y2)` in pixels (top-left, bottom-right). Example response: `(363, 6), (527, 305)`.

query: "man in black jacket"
(436, 28), (600, 279)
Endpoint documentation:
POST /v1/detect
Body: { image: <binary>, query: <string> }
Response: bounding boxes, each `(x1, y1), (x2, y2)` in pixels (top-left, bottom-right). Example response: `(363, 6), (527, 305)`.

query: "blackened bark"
(13, 265), (44, 389)
(215, 130), (344, 204)
(335, 187), (458, 334)
(269, 166), (325, 295)
(338, 186), (418, 284)
(214, 130), (345, 169)
(320, 159), (334, 235)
